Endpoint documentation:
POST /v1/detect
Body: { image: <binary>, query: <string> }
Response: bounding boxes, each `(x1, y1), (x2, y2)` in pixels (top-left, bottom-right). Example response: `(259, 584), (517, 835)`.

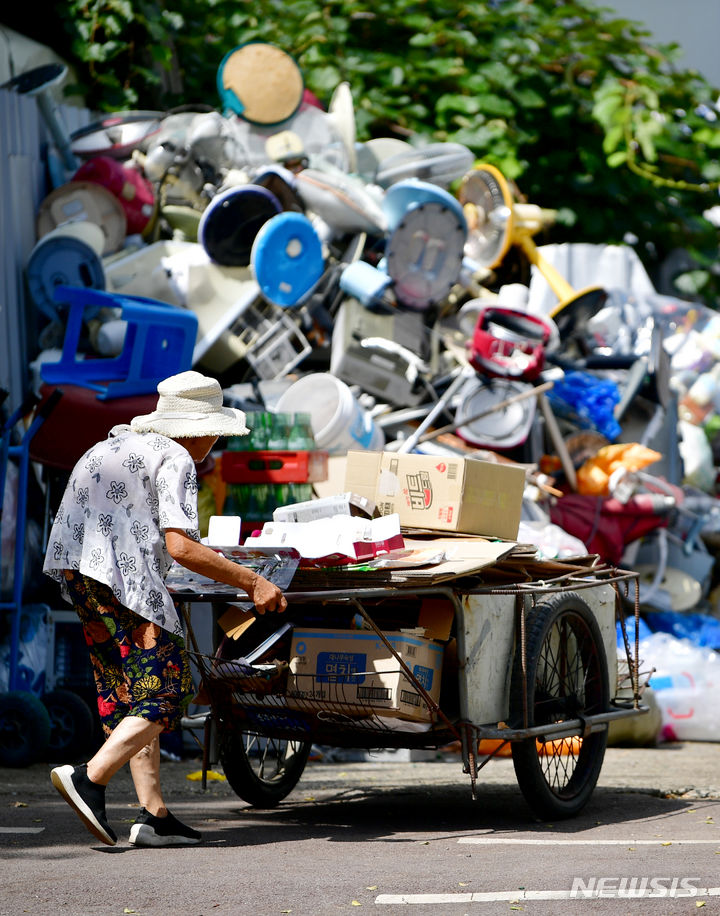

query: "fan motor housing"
(469, 306), (552, 381)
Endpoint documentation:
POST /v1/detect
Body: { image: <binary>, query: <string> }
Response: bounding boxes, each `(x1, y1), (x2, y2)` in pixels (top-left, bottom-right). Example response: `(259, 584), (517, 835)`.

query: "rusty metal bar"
(472, 705), (647, 742)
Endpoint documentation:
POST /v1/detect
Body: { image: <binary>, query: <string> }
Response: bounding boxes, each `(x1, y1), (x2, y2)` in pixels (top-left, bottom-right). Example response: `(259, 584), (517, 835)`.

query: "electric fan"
(459, 164), (607, 345)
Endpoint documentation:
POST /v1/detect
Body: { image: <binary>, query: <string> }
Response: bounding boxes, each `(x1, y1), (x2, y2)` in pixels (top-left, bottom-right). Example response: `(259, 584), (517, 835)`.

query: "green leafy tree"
(29, 1), (720, 301)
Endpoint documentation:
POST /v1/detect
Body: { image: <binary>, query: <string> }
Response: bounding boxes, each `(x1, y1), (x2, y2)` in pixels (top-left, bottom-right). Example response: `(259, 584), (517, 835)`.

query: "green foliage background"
(44, 1), (720, 301)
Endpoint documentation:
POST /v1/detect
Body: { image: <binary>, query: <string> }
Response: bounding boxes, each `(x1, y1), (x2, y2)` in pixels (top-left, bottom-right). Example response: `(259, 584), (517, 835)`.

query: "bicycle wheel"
(510, 592), (609, 819)
(42, 689), (96, 762)
(219, 731), (311, 808)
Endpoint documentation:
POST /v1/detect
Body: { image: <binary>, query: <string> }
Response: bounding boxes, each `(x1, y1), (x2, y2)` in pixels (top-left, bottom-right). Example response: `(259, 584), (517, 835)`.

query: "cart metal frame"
(177, 563), (645, 815)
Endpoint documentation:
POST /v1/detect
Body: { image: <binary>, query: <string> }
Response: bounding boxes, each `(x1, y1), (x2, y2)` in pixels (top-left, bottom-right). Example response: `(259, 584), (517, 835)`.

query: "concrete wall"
(603, 0), (720, 88)
(0, 90), (43, 409)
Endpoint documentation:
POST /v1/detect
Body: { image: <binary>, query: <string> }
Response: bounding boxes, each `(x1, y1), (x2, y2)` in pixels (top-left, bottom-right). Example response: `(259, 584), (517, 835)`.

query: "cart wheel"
(219, 732), (311, 808)
(42, 689), (96, 763)
(509, 592), (609, 820)
(0, 690), (52, 767)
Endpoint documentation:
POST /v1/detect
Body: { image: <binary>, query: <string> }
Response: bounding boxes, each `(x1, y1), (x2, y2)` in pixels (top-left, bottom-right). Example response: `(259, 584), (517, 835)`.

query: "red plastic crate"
(221, 450), (329, 484)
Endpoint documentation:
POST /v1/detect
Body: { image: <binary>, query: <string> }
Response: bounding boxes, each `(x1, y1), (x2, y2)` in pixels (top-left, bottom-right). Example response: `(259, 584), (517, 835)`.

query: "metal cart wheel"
(219, 730), (311, 808)
(0, 690), (52, 767)
(509, 592), (609, 820)
(42, 688), (97, 763)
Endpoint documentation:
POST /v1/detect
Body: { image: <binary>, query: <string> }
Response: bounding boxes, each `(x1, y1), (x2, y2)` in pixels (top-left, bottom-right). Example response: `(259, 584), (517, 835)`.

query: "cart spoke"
(534, 614), (603, 790)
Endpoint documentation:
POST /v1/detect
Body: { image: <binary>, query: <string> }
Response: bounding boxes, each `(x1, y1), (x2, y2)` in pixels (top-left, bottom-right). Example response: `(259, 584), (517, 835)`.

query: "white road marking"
(376, 888), (720, 904)
(0, 826), (45, 834)
(458, 837), (720, 845)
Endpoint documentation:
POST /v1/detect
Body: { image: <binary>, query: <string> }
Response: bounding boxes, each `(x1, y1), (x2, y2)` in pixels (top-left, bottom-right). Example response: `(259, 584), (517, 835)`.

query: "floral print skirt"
(63, 571), (194, 735)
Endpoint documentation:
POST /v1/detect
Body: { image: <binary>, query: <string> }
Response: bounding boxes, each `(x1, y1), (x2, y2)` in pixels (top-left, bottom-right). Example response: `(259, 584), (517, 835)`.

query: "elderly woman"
(44, 370), (286, 848)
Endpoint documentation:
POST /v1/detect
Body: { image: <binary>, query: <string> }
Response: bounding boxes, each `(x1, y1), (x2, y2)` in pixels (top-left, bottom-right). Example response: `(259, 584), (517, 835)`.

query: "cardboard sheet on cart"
(168, 537), (516, 597)
(386, 537), (516, 581)
(286, 537), (521, 589)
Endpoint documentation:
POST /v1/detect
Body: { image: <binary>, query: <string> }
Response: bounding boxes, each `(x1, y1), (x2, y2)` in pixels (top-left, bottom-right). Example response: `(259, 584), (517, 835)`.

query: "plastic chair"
(41, 285), (199, 400)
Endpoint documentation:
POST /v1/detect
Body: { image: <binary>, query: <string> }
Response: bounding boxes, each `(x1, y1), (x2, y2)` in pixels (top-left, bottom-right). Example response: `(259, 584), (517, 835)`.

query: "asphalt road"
(2, 743), (719, 916)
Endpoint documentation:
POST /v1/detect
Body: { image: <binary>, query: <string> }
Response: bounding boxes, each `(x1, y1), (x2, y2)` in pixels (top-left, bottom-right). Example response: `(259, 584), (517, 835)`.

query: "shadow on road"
(144, 782), (704, 849)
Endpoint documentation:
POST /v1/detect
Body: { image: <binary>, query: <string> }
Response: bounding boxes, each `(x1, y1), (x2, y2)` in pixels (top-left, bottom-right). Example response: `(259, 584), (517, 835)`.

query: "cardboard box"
(343, 451), (525, 540)
(287, 628), (444, 722)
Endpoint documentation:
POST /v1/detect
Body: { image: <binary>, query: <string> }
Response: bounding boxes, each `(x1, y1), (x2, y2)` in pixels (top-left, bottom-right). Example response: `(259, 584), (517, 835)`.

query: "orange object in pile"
(536, 736), (583, 756)
(478, 737), (583, 757)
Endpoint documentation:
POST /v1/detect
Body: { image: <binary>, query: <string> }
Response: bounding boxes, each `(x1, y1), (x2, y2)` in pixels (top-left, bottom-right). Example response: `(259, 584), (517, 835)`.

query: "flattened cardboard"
(397, 537), (516, 581)
(418, 597), (455, 641)
(312, 454), (348, 500)
(218, 605), (256, 640)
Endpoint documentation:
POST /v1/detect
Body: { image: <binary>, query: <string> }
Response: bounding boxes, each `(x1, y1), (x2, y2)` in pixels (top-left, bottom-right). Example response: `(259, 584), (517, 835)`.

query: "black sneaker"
(50, 764), (117, 846)
(129, 808), (202, 847)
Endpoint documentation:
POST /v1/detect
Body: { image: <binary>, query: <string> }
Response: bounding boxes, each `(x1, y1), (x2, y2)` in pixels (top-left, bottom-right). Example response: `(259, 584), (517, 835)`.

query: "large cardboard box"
(287, 628), (444, 722)
(343, 451), (525, 539)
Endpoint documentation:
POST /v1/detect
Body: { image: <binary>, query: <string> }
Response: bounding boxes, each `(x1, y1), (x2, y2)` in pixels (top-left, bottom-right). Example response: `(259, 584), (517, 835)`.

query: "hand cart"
(172, 554), (645, 821)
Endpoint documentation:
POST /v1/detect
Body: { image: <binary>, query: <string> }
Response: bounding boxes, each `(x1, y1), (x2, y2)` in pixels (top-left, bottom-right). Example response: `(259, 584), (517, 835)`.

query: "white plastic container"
(275, 373), (384, 455)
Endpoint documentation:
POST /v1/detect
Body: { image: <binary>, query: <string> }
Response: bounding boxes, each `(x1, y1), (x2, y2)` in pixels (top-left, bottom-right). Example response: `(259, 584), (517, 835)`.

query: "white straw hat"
(130, 371), (249, 439)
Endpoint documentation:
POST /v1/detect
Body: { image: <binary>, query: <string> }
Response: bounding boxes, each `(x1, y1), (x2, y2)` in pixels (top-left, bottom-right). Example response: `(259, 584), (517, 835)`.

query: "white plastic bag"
(641, 632), (720, 741)
(518, 500), (587, 559)
(679, 420), (716, 492)
(517, 519), (588, 559)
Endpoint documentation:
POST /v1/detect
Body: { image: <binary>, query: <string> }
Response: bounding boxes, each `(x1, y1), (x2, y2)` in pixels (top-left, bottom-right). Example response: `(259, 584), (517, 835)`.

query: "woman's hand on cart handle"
(165, 528), (287, 613)
(247, 573), (287, 615)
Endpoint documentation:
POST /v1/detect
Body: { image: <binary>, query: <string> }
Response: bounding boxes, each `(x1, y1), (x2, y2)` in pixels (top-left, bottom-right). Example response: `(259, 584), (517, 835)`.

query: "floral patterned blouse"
(43, 425), (200, 636)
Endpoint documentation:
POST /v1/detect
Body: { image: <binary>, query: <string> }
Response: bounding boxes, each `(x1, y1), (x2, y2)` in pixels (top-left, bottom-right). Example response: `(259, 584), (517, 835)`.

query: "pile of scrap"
(8, 41), (720, 745)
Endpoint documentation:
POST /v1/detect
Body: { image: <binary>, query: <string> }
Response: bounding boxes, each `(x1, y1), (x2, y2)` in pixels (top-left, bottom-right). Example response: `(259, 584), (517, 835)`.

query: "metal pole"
(398, 364), (476, 453)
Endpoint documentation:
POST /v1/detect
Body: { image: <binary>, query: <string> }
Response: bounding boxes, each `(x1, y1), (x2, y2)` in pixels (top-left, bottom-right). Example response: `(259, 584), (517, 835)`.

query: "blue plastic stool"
(41, 285), (199, 400)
